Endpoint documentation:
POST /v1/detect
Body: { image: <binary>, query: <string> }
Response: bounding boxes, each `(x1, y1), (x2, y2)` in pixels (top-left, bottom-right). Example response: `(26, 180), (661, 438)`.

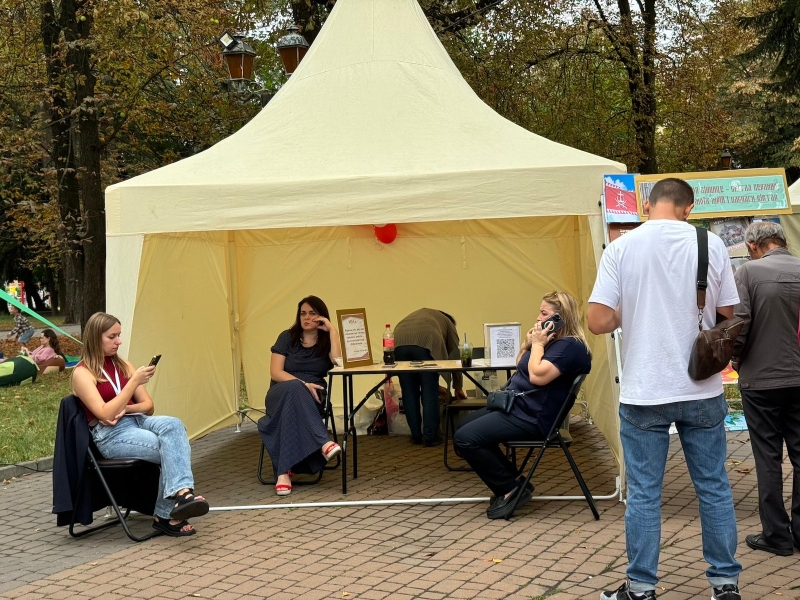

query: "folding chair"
(443, 395), (486, 471)
(504, 374), (599, 521)
(70, 442), (162, 542)
(256, 392), (340, 485)
(54, 396), (162, 542)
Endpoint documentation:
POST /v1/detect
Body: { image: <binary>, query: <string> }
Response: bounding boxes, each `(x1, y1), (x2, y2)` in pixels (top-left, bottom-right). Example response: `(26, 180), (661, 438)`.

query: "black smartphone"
(541, 314), (565, 333)
(148, 354), (162, 367)
(410, 360), (425, 366)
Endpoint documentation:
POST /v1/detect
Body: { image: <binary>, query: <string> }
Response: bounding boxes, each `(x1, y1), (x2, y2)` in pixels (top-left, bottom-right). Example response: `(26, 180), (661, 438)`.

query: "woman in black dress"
(259, 295), (342, 496)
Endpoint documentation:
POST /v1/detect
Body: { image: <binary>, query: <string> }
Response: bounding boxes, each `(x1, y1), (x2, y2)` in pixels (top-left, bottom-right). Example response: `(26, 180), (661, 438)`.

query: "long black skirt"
(258, 379), (330, 478)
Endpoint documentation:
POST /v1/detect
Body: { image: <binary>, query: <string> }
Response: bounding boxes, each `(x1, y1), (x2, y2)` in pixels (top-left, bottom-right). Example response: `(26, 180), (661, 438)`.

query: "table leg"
(341, 375), (349, 494)
(350, 375), (358, 479)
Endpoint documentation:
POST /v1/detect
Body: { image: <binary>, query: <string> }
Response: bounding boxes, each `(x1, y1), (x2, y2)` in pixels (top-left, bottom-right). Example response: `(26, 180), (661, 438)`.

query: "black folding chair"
(257, 392), (340, 485)
(70, 443), (163, 542)
(55, 396), (162, 542)
(504, 374), (599, 521)
(443, 395), (486, 471)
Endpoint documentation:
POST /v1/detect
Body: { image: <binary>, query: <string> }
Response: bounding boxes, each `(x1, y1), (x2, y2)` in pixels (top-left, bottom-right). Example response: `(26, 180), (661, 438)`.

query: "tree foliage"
(739, 0), (800, 93)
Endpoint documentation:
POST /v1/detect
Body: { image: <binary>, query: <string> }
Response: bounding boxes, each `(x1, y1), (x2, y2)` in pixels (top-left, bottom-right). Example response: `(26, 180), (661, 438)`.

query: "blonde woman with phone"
(72, 312), (209, 537)
(453, 291), (592, 520)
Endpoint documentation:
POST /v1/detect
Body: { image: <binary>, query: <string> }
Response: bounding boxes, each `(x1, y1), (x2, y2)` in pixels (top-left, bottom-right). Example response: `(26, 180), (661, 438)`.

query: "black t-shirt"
(508, 337), (592, 434)
(270, 330), (333, 387)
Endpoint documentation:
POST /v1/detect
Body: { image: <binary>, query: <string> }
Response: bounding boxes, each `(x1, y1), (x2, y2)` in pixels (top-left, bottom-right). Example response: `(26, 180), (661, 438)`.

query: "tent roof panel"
(107, 0), (625, 235)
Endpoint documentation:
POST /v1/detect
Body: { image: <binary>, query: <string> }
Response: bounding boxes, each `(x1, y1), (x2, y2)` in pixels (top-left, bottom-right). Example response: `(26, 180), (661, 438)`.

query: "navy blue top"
(271, 330), (333, 387)
(508, 337), (592, 434)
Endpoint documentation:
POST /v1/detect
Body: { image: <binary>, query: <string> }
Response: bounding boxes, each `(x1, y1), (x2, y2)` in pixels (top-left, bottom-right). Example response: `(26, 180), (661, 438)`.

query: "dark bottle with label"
(382, 324), (395, 365)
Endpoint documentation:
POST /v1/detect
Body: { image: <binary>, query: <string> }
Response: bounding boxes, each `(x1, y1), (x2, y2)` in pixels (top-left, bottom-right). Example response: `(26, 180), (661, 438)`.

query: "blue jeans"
(620, 395), (741, 593)
(92, 414), (194, 520)
(394, 345), (440, 441)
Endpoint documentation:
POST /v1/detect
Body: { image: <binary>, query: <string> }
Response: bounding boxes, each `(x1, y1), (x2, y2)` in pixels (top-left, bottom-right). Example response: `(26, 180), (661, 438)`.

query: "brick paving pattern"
(1, 416), (798, 599)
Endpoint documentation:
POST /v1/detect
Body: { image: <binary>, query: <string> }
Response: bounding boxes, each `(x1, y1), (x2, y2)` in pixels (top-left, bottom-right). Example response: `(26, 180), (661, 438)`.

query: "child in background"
(6, 304), (35, 349)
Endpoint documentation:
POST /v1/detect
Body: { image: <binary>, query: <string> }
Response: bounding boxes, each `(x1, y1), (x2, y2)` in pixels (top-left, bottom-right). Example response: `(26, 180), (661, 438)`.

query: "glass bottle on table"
(383, 324), (395, 365)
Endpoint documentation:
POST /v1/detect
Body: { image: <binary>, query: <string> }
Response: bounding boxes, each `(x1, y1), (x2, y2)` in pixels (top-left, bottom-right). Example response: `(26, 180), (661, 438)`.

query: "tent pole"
(227, 232), (244, 432)
(207, 478), (621, 511)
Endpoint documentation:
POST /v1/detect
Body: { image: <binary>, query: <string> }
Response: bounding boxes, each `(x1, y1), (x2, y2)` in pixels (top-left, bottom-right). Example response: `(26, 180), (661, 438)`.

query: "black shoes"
(486, 484), (533, 520)
(600, 582), (656, 599)
(712, 584), (741, 600)
(489, 480), (534, 508)
(411, 436), (443, 446)
(745, 533), (793, 556)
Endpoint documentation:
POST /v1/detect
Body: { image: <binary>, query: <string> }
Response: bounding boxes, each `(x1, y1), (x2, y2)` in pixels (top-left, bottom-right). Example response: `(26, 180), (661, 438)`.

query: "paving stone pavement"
(1, 416), (798, 600)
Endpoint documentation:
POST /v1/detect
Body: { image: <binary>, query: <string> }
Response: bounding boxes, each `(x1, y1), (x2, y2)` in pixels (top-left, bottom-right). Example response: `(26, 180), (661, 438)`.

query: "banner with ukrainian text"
(634, 168), (790, 219)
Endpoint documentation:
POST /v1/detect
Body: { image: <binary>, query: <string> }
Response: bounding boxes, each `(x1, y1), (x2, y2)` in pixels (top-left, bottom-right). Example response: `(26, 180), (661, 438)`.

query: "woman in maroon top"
(72, 312), (209, 536)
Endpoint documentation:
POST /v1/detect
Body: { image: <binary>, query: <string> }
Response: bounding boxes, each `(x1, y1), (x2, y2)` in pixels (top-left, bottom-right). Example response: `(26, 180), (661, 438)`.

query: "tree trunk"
(69, 2), (105, 328)
(41, 0), (83, 324)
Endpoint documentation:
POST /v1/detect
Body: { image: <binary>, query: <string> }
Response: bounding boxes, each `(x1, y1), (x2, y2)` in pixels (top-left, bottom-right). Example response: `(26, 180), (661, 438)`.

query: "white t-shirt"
(589, 219), (739, 405)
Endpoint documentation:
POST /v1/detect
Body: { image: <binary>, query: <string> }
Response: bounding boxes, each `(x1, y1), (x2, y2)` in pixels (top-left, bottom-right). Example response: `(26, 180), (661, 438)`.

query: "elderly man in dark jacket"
(732, 221), (800, 556)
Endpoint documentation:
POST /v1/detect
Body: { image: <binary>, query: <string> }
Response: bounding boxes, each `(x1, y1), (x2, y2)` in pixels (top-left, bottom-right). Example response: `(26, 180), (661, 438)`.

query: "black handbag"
(486, 373), (535, 413)
(688, 227), (745, 381)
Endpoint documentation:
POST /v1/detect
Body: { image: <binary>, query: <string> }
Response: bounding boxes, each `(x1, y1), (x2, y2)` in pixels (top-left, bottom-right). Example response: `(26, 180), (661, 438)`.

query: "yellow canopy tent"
(105, 0), (626, 479)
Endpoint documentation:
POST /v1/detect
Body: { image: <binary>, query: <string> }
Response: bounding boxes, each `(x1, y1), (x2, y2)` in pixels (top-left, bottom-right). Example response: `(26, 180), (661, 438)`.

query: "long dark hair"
(289, 295), (332, 358)
(42, 329), (64, 358)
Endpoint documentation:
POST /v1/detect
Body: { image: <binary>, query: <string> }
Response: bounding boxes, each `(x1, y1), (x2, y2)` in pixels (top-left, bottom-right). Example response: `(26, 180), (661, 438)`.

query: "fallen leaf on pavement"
(735, 468), (752, 474)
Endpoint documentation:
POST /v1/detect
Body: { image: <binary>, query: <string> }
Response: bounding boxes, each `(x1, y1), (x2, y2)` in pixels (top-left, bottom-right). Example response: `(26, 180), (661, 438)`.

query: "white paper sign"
(341, 313), (370, 361)
(484, 323), (521, 367)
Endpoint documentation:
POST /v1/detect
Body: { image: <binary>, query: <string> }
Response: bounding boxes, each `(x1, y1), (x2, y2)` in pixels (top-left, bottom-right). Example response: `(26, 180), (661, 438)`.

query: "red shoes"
(322, 442), (341, 462)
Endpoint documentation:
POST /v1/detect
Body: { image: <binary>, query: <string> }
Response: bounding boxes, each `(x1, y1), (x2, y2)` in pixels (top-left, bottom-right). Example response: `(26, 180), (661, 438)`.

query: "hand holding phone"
(541, 314), (565, 334)
(148, 354), (162, 367)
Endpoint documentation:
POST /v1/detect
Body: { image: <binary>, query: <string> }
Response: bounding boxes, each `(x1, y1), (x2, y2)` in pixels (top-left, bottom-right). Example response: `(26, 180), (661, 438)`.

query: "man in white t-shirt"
(588, 178), (742, 600)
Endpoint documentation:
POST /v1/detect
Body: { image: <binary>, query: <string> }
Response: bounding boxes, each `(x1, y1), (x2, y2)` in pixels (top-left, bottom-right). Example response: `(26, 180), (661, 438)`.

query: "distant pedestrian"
(588, 178), (742, 600)
(732, 221), (800, 556)
(6, 304), (35, 349)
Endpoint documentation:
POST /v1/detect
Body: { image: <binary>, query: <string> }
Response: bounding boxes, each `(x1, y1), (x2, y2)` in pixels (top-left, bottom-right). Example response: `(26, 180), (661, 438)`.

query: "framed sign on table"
(335, 308), (374, 369)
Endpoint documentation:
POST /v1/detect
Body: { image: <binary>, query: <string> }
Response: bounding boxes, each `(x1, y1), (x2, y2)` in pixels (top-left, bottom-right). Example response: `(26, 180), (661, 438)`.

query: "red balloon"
(373, 223), (397, 244)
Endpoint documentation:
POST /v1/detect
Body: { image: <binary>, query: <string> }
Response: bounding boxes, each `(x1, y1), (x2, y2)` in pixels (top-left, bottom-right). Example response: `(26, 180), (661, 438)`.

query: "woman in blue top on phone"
(453, 291), (592, 520)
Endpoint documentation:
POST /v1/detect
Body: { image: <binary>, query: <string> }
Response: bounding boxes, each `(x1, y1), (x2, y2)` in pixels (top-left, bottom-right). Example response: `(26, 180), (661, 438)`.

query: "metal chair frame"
(504, 374), (600, 520)
(69, 446), (162, 542)
(257, 395), (340, 485)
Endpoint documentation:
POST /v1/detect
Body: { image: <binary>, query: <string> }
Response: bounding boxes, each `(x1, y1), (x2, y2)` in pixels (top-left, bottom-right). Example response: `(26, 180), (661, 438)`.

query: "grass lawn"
(0, 370), (72, 466)
(0, 313), (68, 331)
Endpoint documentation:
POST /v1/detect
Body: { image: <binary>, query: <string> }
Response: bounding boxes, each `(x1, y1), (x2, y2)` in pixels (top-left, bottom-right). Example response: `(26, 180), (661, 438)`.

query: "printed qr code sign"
(495, 339), (516, 359)
(484, 322), (521, 367)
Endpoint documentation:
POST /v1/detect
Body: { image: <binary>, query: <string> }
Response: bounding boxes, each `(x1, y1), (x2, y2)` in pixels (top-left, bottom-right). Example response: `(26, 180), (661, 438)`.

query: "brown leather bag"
(688, 227), (745, 381)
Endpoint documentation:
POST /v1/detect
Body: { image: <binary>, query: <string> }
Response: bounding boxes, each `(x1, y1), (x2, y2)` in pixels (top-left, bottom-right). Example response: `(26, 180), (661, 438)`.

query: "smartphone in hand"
(148, 354), (162, 367)
(541, 314), (565, 333)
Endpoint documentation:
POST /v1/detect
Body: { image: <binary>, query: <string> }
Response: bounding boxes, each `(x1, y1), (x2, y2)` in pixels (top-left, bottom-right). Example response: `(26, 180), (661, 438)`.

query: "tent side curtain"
(126, 232), (238, 439)
(233, 215), (622, 476)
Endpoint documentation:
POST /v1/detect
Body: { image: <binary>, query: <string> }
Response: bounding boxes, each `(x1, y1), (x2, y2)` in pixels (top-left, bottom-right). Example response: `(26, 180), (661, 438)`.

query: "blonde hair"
(542, 291), (592, 356)
(80, 312), (131, 381)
